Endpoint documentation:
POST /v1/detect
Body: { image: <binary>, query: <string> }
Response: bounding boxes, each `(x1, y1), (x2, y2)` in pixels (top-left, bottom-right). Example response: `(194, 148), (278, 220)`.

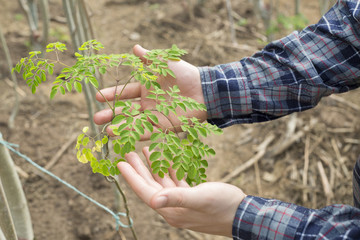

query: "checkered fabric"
(198, 0), (360, 239)
(199, 0), (360, 129)
(233, 196), (360, 240)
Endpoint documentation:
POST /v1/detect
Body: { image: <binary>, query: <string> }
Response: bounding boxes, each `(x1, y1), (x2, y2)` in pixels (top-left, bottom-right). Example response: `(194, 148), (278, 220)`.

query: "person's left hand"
(119, 148), (246, 237)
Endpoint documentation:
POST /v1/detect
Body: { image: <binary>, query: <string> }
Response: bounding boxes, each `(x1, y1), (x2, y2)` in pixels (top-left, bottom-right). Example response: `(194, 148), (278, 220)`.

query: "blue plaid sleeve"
(199, 0), (360, 128)
(233, 196), (360, 240)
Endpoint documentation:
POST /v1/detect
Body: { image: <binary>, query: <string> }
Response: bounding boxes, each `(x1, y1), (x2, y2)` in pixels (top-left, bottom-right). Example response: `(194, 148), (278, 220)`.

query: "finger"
(124, 152), (162, 189)
(142, 147), (177, 188)
(132, 44), (149, 63)
(117, 161), (159, 206)
(95, 82), (142, 102)
(150, 187), (201, 209)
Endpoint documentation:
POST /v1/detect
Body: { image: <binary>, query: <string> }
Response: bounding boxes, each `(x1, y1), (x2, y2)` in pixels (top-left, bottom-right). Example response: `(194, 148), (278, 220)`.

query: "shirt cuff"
(198, 64), (253, 127)
(232, 195), (309, 240)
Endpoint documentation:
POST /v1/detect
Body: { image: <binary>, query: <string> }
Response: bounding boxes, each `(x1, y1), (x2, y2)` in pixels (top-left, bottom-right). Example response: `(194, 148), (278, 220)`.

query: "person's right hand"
(119, 147), (246, 237)
(93, 45), (207, 139)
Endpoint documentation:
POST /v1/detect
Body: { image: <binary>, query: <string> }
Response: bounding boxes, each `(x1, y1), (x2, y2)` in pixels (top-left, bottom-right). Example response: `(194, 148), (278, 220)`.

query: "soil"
(0, 0), (359, 239)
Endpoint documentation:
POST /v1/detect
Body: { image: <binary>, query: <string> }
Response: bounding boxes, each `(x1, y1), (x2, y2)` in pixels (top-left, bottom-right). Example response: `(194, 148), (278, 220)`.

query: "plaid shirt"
(199, 0), (360, 239)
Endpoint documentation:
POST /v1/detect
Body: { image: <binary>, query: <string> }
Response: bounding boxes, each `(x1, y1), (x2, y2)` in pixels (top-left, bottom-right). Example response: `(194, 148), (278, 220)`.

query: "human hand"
(93, 45), (207, 139)
(119, 147), (246, 237)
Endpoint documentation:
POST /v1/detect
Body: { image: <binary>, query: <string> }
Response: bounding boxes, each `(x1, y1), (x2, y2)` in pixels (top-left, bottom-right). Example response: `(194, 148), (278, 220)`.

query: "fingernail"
(154, 196), (167, 208)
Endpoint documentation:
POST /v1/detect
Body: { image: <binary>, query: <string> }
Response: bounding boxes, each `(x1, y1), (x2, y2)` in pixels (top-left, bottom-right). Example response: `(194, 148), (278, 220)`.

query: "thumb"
(132, 44), (149, 60)
(151, 188), (199, 209)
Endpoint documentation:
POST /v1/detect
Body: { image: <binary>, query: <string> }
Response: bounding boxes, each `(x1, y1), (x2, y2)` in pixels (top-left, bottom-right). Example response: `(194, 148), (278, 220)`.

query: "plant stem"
(108, 176), (138, 240)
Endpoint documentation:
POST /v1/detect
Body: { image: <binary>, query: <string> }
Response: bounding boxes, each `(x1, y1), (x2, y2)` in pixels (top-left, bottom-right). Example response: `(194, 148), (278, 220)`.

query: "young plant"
(13, 40), (222, 186)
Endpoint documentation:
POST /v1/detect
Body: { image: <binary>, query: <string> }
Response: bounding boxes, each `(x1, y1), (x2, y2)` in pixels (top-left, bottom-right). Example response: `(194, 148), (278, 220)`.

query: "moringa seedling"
(13, 40), (223, 186)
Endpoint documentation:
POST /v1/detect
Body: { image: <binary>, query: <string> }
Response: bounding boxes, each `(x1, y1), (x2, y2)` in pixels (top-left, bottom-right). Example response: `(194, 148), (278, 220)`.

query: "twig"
(220, 134), (275, 183)
(44, 133), (78, 170)
(302, 135), (310, 202)
(254, 161), (262, 195)
(317, 161), (334, 205)
(109, 176), (138, 240)
(15, 165), (29, 179)
(330, 138), (349, 176)
(4, 78), (26, 97)
(329, 94), (360, 111)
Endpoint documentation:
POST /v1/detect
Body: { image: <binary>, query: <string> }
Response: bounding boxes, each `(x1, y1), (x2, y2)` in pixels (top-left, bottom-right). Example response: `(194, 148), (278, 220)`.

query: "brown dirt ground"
(0, 0), (359, 239)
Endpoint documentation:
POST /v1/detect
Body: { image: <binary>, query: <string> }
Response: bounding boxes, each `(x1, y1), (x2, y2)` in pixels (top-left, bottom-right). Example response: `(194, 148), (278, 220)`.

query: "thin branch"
(108, 176), (138, 240)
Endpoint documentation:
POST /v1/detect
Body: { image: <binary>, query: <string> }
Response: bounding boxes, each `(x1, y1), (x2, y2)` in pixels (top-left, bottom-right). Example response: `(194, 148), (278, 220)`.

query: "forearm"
(232, 195), (360, 240)
(199, 0), (360, 128)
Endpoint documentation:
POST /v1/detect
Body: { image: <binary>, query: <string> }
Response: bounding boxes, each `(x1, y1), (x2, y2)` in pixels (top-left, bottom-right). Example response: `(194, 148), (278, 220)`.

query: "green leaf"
(149, 142), (159, 151)
(47, 65), (54, 75)
(82, 137), (89, 146)
(197, 127), (208, 137)
(172, 162), (181, 170)
(121, 142), (132, 157)
(89, 77), (99, 88)
(142, 121), (153, 133)
(146, 94), (157, 100)
(207, 148), (216, 156)
(134, 124), (145, 135)
(150, 132), (162, 141)
(149, 151), (161, 162)
(176, 166), (185, 180)
(188, 165), (196, 179)
(99, 66), (106, 74)
(114, 143), (121, 154)
(102, 136), (109, 144)
(41, 71), (46, 82)
(151, 161), (161, 169)
(65, 82), (72, 92)
(50, 88), (58, 99)
(74, 82), (82, 93)
(148, 114), (159, 124)
(163, 151), (172, 161)
(184, 149), (193, 158)
(188, 128), (198, 139)
(31, 85), (36, 94)
(59, 86), (66, 95)
(200, 160), (208, 167)
(112, 115), (126, 125)
(161, 160), (171, 168)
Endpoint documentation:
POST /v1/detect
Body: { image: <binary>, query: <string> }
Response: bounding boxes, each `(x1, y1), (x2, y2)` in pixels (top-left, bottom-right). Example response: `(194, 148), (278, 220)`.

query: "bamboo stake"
(0, 27), (19, 129)
(0, 133), (34, 240)
(0, 229), (7, 240)
(0, 179), (17, 240)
